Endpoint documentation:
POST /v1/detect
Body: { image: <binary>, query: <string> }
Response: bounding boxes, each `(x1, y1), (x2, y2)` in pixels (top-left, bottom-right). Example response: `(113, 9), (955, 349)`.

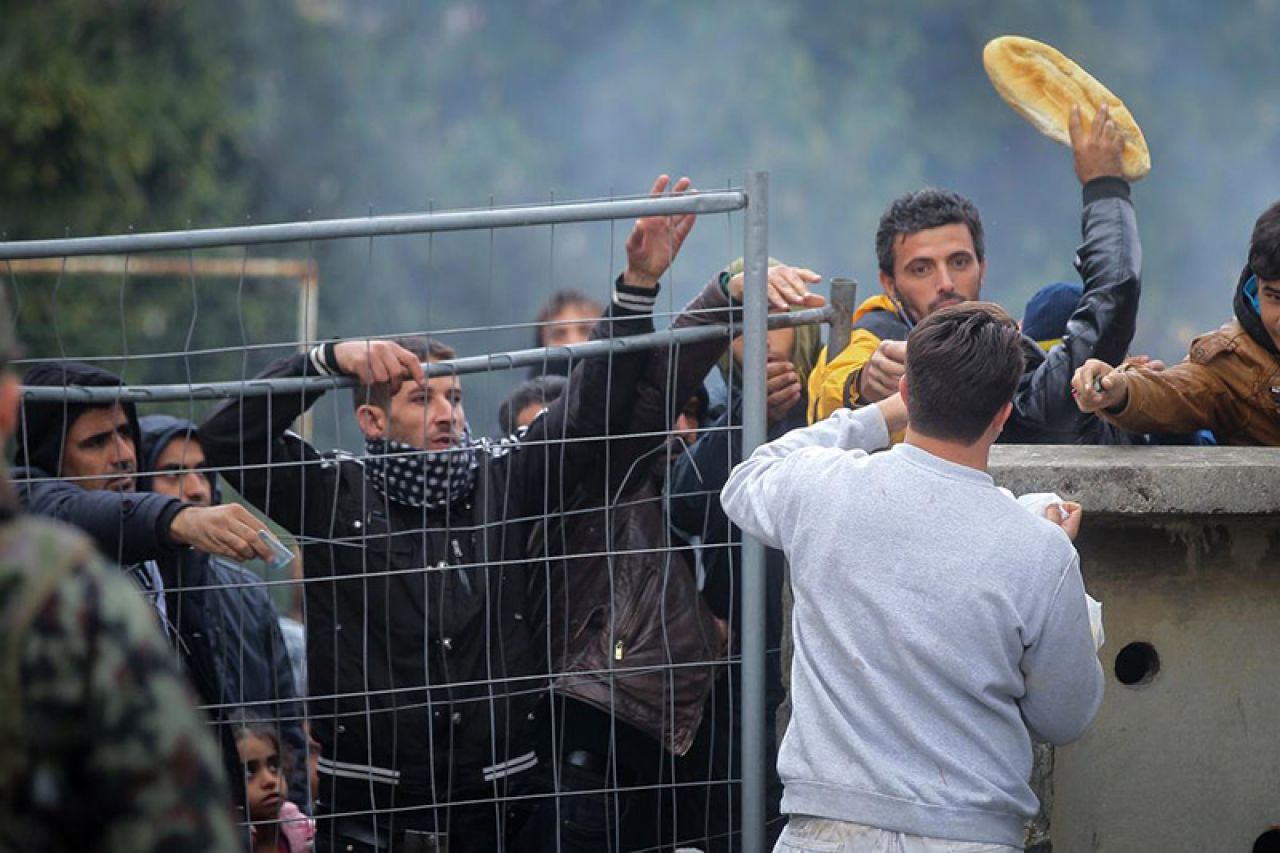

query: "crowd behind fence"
(4, 173), (831, 852)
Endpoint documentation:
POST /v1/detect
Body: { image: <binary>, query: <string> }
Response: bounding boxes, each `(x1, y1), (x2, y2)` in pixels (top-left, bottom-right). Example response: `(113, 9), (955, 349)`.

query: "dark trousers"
(675, 649), (786, 852)
(539, 697), (727, 852)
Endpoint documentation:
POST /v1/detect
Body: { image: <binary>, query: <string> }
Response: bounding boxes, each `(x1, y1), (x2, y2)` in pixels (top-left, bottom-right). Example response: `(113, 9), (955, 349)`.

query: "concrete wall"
(989, 446), (1280, 852)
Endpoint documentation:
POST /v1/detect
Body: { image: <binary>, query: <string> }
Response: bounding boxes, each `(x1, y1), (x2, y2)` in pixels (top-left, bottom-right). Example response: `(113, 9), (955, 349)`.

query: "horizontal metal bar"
(19, 306), (831, 403)
(0, 191), (746, 260)
(1, 256), (317, 280)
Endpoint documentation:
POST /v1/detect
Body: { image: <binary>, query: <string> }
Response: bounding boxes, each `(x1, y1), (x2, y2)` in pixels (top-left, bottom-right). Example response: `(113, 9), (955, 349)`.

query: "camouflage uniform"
(0, 502), (241, 851)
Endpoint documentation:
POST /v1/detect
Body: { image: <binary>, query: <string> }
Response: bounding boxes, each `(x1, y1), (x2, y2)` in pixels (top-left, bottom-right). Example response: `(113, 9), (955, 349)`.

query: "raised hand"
(623, 174), (697, 289)
(332, 339), (427, 388)
(1070, 102), (1126, 184)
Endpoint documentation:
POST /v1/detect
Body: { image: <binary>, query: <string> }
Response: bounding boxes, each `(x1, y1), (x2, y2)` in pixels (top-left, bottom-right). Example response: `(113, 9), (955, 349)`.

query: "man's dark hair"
(875, 188), (985, 278)
(497, 375), (567, 435)
(905, 302), (1024, 445)
(14, 361), (142, 475)
(533, 290), (603, 345)
(353, 336), (456, 413)
(1248, 200), (1280, 280)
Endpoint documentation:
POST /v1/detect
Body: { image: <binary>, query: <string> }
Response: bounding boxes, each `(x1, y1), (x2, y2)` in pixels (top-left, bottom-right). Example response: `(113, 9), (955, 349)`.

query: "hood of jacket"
(1233, 265), (1280, 359)
(138, 414), (221, 503)
(14, 361), (142, 476)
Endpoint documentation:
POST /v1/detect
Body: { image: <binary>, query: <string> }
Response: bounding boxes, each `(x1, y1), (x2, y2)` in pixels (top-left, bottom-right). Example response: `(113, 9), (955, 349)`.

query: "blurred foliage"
(3, 0), (1280, 437)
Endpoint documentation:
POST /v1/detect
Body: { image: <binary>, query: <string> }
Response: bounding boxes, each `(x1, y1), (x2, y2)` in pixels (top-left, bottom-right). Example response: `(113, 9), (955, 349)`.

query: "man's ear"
(879, 269), (896, 297)
(897, 374), (909, 407)
(990, 399), (1014, 436)
(0, 374), (18, 441)
(355, 404), (388, 440)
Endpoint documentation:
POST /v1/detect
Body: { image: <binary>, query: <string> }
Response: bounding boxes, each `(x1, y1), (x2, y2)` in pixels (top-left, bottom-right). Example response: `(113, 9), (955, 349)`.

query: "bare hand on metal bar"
(726, 263), (825, 310)
(622, 174), (697, 289)
(332, 339), (427, 388)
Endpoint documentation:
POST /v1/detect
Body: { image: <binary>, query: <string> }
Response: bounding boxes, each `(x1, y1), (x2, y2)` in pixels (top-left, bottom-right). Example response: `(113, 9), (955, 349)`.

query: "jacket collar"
(1233, 265), (1280, 359)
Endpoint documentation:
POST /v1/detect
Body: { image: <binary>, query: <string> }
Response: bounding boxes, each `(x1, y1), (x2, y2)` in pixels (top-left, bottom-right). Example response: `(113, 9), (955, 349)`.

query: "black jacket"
(199, 294), (653, 819)
(137, 415), (308, 810)
(830, 177), (1143, 444)
(13, 361), (186, 567)
(1002, 177), (1143, 443)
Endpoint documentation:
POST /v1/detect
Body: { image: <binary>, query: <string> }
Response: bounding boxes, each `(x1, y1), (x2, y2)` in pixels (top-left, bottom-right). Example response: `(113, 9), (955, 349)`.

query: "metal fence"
(3, 173), (854, 852)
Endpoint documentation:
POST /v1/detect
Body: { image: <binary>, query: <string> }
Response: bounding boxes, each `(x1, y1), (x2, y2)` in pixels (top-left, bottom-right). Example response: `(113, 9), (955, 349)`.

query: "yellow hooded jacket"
(807, 294), (910, 423)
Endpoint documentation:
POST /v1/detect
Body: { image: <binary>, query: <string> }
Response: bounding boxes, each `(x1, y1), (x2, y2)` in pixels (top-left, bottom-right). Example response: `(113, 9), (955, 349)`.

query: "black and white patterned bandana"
(364, 428), (480, 510)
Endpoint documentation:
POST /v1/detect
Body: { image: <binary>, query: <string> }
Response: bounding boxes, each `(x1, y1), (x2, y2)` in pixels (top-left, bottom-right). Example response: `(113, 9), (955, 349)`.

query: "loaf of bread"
(983, 35), (1151, 181)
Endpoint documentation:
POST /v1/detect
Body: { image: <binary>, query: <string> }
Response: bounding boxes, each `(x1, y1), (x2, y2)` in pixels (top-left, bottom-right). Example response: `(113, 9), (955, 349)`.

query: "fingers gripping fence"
(4, 173), (856, 852)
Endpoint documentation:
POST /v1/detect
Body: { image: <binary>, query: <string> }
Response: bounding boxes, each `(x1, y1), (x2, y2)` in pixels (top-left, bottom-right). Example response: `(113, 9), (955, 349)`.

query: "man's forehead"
(894, 223), (976, 259)
(74, 403), (130, 432)
(158, 431), (204, 459)
(1260, 278), (1280, 293)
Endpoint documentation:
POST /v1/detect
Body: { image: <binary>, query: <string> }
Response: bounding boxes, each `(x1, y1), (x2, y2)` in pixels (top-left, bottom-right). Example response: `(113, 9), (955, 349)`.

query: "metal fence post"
(741, 170), (769, 853)
(827, 277), (859, 359)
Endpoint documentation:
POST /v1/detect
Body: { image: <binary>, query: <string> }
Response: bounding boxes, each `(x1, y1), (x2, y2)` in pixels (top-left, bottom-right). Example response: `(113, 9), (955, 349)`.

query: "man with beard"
(199, 174), (699, 852)
(808, 103), (1143, 445)
(13, 363), (276, 624)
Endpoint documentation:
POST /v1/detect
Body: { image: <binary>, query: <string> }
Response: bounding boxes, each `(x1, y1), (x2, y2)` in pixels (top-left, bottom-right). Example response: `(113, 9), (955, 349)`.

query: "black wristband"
(1082, 176), (1130, 206)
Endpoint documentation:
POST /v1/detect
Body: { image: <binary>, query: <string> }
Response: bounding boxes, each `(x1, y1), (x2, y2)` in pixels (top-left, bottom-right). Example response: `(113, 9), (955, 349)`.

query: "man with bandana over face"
(200, 175), (698, 852)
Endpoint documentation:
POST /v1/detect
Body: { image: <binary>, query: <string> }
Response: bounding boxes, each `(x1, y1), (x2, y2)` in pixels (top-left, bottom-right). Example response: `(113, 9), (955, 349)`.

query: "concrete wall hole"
(1252, 828), (1280, 852)
(1114, 641), (1160, 686)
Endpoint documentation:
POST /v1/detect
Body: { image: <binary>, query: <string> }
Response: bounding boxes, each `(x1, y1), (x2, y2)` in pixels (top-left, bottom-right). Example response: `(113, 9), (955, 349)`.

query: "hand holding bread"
(1069, 102), (1126, 184)
(983, 35), (1151, 181)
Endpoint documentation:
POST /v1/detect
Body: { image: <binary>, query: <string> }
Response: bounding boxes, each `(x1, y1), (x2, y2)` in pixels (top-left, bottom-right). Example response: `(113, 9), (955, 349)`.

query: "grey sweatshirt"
(720, 405), (1104, 847)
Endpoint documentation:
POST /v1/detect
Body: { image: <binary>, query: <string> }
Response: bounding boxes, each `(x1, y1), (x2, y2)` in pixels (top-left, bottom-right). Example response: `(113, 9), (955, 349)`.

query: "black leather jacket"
(200, 295), (653, 819)
(532, 277), (733, 756)
(1002, 176), (1143, 444)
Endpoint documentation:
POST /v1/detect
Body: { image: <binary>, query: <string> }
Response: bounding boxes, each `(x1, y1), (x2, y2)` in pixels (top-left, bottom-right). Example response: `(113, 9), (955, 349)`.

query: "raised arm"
(200, 351), (341, 536)
(510, 175), (700, 510)
(1008, 103), (1142, 441)
(14, 469), (271, 565)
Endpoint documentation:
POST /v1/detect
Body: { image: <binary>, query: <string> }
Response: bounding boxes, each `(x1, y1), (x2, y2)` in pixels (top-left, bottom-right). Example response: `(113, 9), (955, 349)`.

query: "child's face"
(238, 732), (285, 821)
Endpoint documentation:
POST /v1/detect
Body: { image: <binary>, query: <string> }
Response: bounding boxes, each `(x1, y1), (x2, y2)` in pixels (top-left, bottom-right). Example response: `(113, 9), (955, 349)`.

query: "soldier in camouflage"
(0, 292), (240, 852)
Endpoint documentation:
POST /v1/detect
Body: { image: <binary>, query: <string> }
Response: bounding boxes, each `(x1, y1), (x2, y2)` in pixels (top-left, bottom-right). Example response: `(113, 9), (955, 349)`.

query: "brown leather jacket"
(531, 277), (734, 755)
(1102, 319), (1280, 445)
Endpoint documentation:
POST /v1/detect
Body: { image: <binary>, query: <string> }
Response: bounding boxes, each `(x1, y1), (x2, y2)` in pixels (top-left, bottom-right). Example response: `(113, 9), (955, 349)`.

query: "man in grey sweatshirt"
(721, 302), (1103, 851)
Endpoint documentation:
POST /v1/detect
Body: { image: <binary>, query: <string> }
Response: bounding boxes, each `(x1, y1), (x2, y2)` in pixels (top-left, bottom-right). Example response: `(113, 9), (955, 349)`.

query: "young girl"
(230, 710), (316, 852)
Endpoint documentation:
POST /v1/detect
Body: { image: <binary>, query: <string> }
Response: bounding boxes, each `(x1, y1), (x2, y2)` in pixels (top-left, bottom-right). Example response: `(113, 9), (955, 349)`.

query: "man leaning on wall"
(721, 302), (1104, 852)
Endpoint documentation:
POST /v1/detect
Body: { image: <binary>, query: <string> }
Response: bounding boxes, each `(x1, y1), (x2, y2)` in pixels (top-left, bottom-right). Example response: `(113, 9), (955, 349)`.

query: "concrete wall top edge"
(988, 445), (1280, 515)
